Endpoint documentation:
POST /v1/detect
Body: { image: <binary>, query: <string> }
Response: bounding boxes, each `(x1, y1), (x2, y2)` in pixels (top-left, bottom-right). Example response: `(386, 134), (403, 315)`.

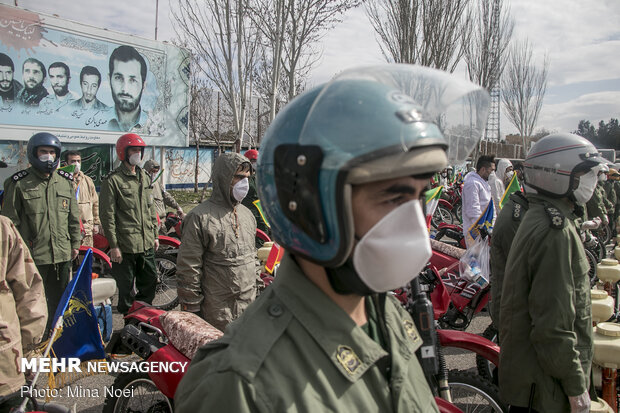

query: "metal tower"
(484, 0), (501, 142)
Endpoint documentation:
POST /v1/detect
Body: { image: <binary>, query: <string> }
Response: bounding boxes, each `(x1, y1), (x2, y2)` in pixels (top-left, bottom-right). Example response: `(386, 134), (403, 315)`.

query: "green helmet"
(257, 65), (489, 267)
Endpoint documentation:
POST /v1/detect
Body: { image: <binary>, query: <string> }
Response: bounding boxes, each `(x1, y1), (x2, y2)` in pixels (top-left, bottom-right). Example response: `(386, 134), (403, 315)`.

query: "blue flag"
(465, 200), (494, 246)
(50, 249), (106, 361)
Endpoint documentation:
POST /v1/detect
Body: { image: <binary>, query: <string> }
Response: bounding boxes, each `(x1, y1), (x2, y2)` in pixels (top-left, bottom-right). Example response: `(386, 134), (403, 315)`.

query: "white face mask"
(598, 173), (607, 182)
(39, 154), (55, 163)
(72, 162), (81, 173)
(573, 169), (598, 204)
(128, 152), (141, 166)
(505, 170), (514, 181)
(352, 200), (431, 292)
(232, 177), (249, 202)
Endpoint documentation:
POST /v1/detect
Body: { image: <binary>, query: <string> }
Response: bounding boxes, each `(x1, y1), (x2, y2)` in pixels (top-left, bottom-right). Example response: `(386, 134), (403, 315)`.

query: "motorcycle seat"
(160, 311), (224, 360)
(430, 239), (466, 260)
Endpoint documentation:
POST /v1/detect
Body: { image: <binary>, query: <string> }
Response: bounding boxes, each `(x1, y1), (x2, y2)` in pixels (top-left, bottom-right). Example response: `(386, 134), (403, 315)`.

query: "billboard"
(0, 4), (190, 146)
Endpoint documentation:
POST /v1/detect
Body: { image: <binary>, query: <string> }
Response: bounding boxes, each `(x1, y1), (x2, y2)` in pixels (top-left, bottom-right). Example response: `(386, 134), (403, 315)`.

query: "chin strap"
(325, 259), (374, 296)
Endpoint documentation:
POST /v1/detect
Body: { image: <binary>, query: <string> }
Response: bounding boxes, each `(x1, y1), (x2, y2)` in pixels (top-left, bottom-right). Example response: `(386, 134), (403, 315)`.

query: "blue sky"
(3, 0), (619, 137)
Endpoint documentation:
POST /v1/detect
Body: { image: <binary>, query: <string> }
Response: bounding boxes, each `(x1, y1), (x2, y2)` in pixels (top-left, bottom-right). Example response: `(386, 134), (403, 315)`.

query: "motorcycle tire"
(475, 324), (499, 384)
(432, 205), (454, 228)
(584, 248), (598, 287)
(447, 370), (507, 412)
(153, 251), (179, 311)
(598, 223), (612, 245)
(102, 371), (173, 413)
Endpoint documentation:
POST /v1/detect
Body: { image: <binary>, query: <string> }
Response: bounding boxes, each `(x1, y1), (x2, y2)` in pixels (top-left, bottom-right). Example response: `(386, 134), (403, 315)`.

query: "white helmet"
(523, 133), (606, 198)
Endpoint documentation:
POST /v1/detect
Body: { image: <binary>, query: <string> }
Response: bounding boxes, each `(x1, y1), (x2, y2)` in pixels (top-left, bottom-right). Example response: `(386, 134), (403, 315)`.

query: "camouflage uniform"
(73, 171), (100, 247)
(0, 216), (47, 400)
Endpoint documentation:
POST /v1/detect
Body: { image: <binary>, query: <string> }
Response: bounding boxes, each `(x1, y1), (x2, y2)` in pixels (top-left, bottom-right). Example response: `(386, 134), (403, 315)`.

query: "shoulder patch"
(57, 169), (74, 180)
(544, 204), (565, 229)
(11, 170), (28, 182)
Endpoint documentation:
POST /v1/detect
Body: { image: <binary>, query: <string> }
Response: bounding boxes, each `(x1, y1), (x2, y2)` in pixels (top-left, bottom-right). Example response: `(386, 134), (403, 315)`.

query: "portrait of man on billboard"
(40, 61), (79, 111)
(108, 45), (149, 132)
(15, 57), (48, 107)
(0, 53), (23, 105)
(70, 66), (109, 111)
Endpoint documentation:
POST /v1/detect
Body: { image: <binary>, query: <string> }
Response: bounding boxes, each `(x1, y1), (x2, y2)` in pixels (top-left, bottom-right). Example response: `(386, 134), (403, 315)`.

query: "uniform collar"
(527, 193), (576, 218)
(272, 253), (419, 382)
(119, 162), (141, 177)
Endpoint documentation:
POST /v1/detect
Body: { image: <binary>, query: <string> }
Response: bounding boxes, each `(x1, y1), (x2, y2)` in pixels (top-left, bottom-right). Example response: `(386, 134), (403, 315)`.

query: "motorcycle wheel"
(584, 248), (598, 287)
(447, 370), (507, 412)
(453, 202), (463, 224)
(475, 324), (499, 384)
(432, 205), (454, 228)
(152, 251), (179, 311)
(598, 223), (612, 245)
(102, 371), (173, 413)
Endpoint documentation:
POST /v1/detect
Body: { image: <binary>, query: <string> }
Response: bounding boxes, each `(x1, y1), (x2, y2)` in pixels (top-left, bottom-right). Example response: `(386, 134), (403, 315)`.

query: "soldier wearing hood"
(489, 158), (513, 212)
(176, 152), (258, 331)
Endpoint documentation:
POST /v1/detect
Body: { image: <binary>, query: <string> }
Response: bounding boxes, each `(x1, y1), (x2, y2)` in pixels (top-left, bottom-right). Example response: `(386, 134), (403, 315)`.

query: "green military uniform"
(1, 167), (80, 326)
(175, 253), (439, 413)
(586, 182), (610, 223)
(603, 180), (617, 217)
(99, 162), (158, 314)
(489, 191), (528, 327)
(499, 194), (592, 412)
(241, 174), (269, 247)
(614, 180), (620, 227)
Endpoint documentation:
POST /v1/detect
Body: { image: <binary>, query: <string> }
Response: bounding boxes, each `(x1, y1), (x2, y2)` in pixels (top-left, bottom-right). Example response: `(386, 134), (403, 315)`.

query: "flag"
(499, 173), (523, 209)
(265, 242), (284, 274)
(58, 164), (76, 173)
(465, 200), (494, 246)
(252, 199), (270, 228)
(48, 250), (106, 379)
(425, 185), (443, 229)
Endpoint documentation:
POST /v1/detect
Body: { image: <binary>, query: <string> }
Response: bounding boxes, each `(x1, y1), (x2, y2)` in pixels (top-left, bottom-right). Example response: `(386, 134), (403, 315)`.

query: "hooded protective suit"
(489, 158), (513, 211)
(176, 153), (258, 331)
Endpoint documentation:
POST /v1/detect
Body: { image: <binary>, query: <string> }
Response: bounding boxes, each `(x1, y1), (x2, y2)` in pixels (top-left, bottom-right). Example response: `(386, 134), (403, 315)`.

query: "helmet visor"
(298, 65), (490, 167)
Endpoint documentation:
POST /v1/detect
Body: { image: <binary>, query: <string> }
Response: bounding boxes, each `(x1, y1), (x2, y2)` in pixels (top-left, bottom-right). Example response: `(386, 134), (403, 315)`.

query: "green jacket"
(175, 253), (439, 413)
(489, 191), (528, 327)
(99, 163), (157, 253)
(499, 194), (592, 412)
(603, 180), (617, 215)
(176, 153), (257, 330)
(1, 167), (80, 265)
(586, 183), (609, 221)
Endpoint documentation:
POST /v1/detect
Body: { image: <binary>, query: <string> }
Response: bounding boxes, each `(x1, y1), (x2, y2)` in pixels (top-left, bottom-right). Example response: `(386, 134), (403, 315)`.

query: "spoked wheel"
(152, 251), (178, 311)
(453, 202), (463, 224)
(476, 324), (499, 384)
(597, 223), (612, 245)
(432, 205), (454, 228)
(447, 370), (507, 412)
(103, 372), (172, 413)
(584, 248), (598, 287)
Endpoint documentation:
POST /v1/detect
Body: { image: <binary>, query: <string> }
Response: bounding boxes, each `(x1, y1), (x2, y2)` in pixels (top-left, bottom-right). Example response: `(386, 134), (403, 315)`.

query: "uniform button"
(268, 304), (283, 317)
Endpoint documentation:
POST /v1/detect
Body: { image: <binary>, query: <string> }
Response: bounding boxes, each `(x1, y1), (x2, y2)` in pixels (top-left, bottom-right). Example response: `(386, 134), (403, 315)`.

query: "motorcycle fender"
(438, 199), (452, 209)
(125, 302), (166, 329)
(79, 245), (112, 269)
(438, 329), (500, 367)
(147, 345), (191, 399)
(158, 235), (181, 248)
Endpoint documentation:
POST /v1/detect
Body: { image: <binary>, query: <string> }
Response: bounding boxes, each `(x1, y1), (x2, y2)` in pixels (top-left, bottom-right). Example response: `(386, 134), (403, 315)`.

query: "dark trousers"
(112, 248), (157, 315)
(37, 261), (71, 330)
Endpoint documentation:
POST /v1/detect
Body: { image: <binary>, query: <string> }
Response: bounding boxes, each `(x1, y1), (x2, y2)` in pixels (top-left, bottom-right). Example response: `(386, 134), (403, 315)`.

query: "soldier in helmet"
(99, 133), (158, 315)
(499, 133), (605, 413)
(175, 65), (490, 412)
(1, 132), (80, 329)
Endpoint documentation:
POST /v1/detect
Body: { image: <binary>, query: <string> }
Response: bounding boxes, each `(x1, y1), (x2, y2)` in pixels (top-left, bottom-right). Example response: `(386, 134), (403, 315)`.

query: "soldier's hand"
(110, 248), (122, 264)
(154, 239), (160, 251)
(93, 224), (100, 234)
(177, 208), (185, 219)
(71, 249), (79, 260)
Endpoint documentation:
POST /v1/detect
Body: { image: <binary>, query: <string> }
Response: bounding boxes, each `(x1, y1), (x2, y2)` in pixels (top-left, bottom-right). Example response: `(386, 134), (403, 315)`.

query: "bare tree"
(501, 39), (549, 148)
(464, 0), (513, 90)
(172, 0), (261, 152)
(365, 0), (472, 72)
(188, 71), (217, 192)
